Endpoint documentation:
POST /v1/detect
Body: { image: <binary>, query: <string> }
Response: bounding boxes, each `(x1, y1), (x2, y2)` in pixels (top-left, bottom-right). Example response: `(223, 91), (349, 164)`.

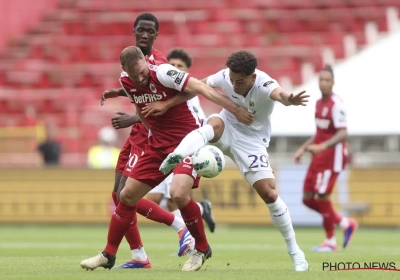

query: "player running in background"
(294, 65), (357, 252)
(80, 46), (253, 272)
(100, 13), (198, 266)
(145, 48), (215, 232)
(158, 50), (309, 271)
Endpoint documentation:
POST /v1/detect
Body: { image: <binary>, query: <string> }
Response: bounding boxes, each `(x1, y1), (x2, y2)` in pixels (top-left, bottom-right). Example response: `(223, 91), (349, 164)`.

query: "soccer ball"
(192, 145), (225, 178)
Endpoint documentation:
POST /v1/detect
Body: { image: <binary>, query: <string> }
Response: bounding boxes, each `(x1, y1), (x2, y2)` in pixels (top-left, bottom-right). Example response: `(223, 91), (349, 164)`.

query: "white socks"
(339, 217), (349, 229)
(267, 196), (300, 253)
(174, 124), (215, 157)
(325, 236), (337, 246)
(170, 216), (186, 233)
(131, 247), (148, 261)
(171, 209), (182, 219)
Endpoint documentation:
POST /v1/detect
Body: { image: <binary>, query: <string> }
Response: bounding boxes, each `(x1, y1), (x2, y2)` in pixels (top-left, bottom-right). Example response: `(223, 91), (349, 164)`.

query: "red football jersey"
(120, 62), (201, 149)
(127, 48), (167, 151)
(148, 48), (168, 64)
(128, 123), (148, 151)
(312, 94), (348, 171)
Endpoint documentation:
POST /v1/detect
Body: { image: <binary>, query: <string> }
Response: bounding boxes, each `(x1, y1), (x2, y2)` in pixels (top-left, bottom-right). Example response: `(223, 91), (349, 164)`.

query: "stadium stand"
(0, 0), (399, 165)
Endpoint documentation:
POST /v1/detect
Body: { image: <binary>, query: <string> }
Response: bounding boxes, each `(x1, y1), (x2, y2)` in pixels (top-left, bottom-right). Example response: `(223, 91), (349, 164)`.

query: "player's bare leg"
(160, 117), (224, 174)
(312, 193), (358, 252)
(170, 174), (212, 271)
(252, 176), (308, 271)
(80, 178), (152, 270)
(146, 192), (163, 204)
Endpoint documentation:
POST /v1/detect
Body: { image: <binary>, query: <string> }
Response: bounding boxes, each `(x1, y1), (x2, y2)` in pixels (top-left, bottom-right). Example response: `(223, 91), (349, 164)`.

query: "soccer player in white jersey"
(159, 50), (309, 271)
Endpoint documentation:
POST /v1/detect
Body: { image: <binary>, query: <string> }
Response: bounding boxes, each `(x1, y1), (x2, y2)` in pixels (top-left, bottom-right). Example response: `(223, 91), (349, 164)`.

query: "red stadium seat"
(0, 0), (396, 160)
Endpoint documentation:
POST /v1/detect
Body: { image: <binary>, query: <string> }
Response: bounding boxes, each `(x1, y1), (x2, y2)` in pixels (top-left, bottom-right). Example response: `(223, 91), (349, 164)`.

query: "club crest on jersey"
(249, 99), (256, 113)
(150, 83), (157, 93)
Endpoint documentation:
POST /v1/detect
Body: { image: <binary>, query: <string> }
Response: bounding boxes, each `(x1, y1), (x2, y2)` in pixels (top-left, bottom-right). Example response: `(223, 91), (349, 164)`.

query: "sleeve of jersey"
(332, 102), (347, 129)
(206, 69), (226, 88)
(156, 64), (191, 92)
(260, 78), (280, 98)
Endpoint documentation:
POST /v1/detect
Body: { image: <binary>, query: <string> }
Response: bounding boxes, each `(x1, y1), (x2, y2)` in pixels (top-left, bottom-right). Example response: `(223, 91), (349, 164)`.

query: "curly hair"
(134, 13), (159, 31)
(167, 48), (192, 68)
(226, 50), (258, 76)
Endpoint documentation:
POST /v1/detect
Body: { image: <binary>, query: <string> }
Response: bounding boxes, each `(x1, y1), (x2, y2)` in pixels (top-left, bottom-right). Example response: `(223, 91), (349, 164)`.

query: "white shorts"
(204, 113), (275, 185)
(148, 173), (173, 199)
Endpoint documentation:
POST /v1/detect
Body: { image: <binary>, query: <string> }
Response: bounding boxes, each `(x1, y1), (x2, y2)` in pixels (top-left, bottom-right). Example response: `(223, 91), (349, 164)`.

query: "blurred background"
(0, 0), (400, 229)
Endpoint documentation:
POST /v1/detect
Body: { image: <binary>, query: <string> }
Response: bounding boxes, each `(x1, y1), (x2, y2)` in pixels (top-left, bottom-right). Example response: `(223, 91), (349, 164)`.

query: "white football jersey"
(206, 68), (280, 147)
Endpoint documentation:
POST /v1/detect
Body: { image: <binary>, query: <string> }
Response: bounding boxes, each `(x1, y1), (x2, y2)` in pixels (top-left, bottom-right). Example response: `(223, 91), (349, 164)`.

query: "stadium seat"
(0, 0), (397, 155)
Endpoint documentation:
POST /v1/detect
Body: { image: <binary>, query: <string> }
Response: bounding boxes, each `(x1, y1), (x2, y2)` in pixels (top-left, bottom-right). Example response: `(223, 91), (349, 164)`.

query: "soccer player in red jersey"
(100, 13), (199, 267)
(146, 48), (216, 233)
(80, 46), (253, 271)
(294, 65), (358, 252)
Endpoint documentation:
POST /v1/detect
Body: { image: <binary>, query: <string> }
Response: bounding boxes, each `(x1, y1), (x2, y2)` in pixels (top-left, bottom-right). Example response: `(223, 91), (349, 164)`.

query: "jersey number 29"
(248, 154), (269, 169)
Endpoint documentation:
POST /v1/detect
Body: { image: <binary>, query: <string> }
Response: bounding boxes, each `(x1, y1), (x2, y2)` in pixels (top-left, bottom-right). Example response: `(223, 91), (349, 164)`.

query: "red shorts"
(122, 146), (144, 178)
(115, 138), (131, 173)
(129, 145), (200, 188)
(303, 166), (340, 194)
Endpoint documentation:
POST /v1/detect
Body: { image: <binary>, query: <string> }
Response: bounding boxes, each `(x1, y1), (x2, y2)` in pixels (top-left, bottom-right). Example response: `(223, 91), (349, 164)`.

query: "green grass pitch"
(1, 225), (400, 279)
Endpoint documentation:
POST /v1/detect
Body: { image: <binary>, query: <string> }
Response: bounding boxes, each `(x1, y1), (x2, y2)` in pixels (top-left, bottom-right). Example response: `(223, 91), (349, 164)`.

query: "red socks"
(318, 200), (335, 239)
(179, 198), (209, 252)
(302, 198), (320, 213)
(137, 198), (175, 226)
(103, 201), (142, 256)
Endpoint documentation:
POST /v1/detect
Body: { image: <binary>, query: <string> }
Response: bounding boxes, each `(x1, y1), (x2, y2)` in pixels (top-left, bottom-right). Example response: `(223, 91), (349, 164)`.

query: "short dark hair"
(167, 48), (192, 68)
(134, 13), (159, 31)
(120, 46), (144, 69)
(322, 64), (334, 78)
(226, 50), (258, 76)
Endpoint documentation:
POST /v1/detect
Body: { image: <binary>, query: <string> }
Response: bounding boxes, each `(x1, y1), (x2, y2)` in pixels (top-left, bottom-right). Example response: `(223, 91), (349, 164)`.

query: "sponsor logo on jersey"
(174, 71), (186, 85)
(166, 69), (178, 78)
(222, 71), (226, 79)
(150, 83), (157, 93)
(130, 88), (136, 92)
(263, 81), (274, 87)
(133, 93), (163, 104)
(315, 118), (331, 129)
(231, 95), (239, 99)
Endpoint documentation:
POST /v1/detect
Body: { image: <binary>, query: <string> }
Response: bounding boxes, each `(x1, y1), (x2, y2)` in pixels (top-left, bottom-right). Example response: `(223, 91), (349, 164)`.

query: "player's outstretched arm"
(100, 88), (127, 105)
(111, 112), (141, 129)
(141, 91), (197, 117)
(185, 77), (254, 125)
(270, 88), (309, 106)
